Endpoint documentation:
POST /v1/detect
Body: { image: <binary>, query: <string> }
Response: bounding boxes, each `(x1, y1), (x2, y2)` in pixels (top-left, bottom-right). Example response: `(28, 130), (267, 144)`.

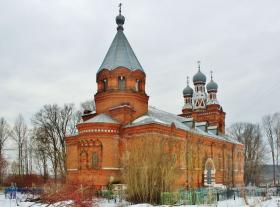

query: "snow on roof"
(126, 106), (240, 144)
(129, 106), (190, 131)
(83, 113), (119, 124)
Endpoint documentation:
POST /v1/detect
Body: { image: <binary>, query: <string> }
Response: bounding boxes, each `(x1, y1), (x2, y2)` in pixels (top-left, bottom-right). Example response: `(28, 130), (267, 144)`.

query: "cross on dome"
(119, 3), (122, 14)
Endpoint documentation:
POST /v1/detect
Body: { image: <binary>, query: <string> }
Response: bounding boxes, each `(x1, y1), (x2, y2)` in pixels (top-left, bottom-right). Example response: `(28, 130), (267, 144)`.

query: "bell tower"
(180, 63), (226, 134)
(205, 71), (225, 133)
(94, 5), (149, 125)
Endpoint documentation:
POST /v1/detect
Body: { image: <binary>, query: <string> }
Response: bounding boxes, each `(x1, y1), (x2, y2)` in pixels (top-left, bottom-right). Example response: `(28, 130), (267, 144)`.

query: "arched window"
(92, 152), (99, 169)
(103, 79), (108, 91)
(80, 151), (88, 170)
(186, 97), (191, 104)
(201, 101), (204, 107)
(135, 79), (141, 92)
(118, 76), (125, 90)
(237, 152), (242, 171)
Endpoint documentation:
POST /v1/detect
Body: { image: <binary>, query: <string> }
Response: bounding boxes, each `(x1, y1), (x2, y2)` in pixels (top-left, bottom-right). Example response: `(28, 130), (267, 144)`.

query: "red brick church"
(66, 8), (244, 188)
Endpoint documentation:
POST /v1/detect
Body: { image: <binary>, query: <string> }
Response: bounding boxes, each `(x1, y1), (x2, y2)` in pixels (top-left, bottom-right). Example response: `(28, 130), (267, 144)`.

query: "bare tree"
(32, 104), (76, 182)
(81, 100), (95, 112)
(31, 127), (49, 182)
(0, 154), (8, 183)
(0, 117), (10, 157)
(273, 113), (280, 169)
(11, 114), (28, 175)
(229, 122), (265, 186)
(262, 115), (277, 185)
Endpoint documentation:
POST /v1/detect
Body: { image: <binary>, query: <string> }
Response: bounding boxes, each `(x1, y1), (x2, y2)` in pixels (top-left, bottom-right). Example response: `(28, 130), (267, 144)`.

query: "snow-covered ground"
(1, 193), (280, 207)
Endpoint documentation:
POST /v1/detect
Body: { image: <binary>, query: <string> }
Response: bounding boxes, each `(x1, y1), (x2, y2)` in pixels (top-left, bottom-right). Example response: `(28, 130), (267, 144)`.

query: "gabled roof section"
(98, 30), (144, 73)
(126, 106), (240, 144)
(98, 11), (144, 74)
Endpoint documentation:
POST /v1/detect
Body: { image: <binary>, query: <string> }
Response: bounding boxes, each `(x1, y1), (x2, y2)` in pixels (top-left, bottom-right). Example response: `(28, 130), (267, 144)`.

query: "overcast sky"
(1, 0), (280, 132)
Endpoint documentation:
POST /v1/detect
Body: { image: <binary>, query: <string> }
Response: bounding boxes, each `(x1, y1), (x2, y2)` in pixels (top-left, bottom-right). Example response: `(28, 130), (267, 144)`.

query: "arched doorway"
(204, 158), (216, 186)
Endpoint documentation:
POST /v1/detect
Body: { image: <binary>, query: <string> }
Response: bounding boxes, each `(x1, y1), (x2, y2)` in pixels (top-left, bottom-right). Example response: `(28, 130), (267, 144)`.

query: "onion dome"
(183, 76), (193, 97)
(193, 61), (206, 84)
(183, 85), (193, 97)
(116, 4), (125, 31)
(206, 71), (218, 92)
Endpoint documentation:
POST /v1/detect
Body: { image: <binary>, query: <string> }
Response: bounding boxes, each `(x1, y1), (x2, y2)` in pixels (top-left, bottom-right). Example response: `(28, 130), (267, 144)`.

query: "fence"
(4, 187), (44, 199)
(96, 186), (280, 205)
(160, 188), (219, 205)
(160, 187), (280, 205)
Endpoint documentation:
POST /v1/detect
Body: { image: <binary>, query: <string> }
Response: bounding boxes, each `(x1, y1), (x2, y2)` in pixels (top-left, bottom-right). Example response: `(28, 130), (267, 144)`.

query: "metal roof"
(83, 113), (119, 124)
(97, 29), (144, 73)
(126, 106), (240, 144)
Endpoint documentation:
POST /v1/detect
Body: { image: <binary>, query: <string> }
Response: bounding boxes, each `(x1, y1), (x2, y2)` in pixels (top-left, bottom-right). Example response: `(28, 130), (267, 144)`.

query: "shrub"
(122, 135), (180, 204)
(3, 174), (45, 187)
(41, 182), (96, 207)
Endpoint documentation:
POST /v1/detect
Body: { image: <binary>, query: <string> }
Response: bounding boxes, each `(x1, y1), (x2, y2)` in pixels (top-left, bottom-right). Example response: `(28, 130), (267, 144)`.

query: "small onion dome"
(183, 85), (193, 97)
(206, 79), (218, 92)
(116, 14), (125, 26)
(116, 4), (125, 30)
(193, 70), (206, 84)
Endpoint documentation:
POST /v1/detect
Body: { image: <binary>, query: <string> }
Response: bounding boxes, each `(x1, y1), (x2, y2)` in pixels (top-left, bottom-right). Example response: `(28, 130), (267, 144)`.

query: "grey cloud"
(0, 0), (280, 129)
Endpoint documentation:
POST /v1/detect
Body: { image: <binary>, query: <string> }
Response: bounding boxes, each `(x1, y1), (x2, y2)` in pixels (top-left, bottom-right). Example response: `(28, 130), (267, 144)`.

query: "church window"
(118, 76), (126, 90)
(92, 152), (99, 169)
(80, 151), (88, 170)
(237, 152), (242, 171)
(103, 79), (108, 91)
(135, 79), (141, 92)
